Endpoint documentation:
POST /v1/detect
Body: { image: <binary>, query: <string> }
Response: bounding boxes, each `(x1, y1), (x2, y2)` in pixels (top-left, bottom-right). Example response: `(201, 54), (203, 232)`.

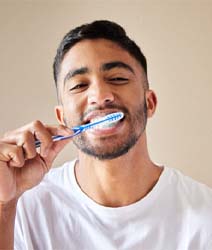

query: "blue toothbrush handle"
(34, 112), (124, 148)
(35, 130), (81, 148)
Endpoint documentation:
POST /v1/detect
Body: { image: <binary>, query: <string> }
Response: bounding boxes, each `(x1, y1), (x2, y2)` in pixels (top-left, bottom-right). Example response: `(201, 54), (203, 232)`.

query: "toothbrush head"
(35, 112), (125, 148)
(73, 112), (124, 132)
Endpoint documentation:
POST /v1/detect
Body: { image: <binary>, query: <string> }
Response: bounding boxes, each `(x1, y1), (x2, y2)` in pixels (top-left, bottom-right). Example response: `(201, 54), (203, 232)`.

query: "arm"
(0, 199), (17, 250)
(0, 121), (73, 249)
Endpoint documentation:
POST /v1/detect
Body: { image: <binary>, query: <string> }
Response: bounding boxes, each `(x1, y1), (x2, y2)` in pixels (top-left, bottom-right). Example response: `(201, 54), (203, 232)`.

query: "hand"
(0, 120), (73, 204)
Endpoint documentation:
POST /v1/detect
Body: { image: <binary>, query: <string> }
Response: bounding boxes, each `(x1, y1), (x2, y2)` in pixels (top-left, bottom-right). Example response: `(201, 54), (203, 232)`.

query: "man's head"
(54, 20), (157, 160)
(53, 20), (148, 95)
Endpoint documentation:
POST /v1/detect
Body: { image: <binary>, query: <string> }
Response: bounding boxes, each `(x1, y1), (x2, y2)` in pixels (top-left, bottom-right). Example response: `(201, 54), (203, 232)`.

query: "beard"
(64, 100), (148, 160)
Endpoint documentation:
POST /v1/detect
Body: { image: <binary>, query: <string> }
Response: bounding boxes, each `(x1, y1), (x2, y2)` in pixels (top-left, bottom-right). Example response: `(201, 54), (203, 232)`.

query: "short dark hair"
(53, 20), (148, 90)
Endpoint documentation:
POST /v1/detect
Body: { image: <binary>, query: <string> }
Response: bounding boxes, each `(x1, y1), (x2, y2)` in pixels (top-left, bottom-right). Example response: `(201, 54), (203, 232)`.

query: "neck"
(75, 133), (163, 207)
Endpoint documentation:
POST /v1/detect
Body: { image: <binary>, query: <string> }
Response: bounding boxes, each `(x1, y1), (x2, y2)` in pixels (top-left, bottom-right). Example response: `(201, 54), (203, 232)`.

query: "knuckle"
(17, 159), (25, 167)
(46, 133), (53, 142)
(21, 130), (32, 140)
(32, 120), (43, 129)
(15, 146), (23, 155)
(27, 151), (36, 159)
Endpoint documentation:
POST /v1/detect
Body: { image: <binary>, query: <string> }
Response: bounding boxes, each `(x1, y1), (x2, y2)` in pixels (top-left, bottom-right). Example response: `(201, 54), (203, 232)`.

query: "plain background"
(0, 0), (211, 187)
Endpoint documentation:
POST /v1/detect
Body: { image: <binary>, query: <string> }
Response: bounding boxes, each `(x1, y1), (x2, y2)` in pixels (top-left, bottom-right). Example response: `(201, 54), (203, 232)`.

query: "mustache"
(80, 103), (129, 122)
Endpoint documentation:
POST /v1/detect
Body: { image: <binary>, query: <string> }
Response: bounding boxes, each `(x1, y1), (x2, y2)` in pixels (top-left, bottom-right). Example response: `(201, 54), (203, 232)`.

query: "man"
(0, 20), (212, 250)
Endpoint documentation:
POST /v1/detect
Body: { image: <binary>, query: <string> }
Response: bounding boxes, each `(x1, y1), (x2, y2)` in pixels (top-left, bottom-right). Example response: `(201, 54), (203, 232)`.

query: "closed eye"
(69, 83), (88, 92)
(108, 77), (129, 84)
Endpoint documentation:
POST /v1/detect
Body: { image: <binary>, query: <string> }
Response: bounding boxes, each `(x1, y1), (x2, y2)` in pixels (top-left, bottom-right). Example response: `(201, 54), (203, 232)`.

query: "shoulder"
(162, 167), (212, 239)
(167, 167), (212, 202)
(165, 167), (212, 218)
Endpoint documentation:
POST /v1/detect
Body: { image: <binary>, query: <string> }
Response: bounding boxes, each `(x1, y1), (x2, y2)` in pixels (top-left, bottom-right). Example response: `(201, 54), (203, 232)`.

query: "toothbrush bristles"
(87, 112), (124, 130)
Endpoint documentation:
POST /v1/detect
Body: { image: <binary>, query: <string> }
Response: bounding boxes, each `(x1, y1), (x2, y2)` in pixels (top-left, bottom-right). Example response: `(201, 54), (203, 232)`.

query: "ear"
(145, 90), (157, 118)
(55, 105), (65, 125)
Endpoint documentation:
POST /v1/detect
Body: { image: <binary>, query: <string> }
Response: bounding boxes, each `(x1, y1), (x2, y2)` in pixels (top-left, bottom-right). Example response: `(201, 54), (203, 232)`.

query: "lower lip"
(86, 120), (124, 137)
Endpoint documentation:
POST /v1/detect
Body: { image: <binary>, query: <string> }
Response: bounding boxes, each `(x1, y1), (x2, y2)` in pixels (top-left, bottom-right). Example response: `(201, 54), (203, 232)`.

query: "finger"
(41, 125), (74, 165)
(45, 124), (73, 137)
(0, 142), (25, 168)
(1, 123), (72, 161)
(44, 137), (73, 166)
(2, 122), (46, 159)
(35, 124), (74, 166)
(3, 122), (70, 136)
(17, 131), (37, 160)
(8, 146), (25, 167)
(2, 123), (71, 144)
(27, 120), (53, 158)
(3, 121), (50, 135)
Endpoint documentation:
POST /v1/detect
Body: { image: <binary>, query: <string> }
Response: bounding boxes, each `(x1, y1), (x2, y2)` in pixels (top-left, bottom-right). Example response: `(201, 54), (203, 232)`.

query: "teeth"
(89, 117), (119, 130)
(87, 112), (124, 131)
(90, 117), (104, 123)
(93, 120), (119, 129)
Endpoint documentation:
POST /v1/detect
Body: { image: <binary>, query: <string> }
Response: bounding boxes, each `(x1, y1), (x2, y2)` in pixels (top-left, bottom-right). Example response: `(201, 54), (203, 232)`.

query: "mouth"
(83, 111), (125, 135)
(89, 115), (124, 129)
(83, 110), (125, 125)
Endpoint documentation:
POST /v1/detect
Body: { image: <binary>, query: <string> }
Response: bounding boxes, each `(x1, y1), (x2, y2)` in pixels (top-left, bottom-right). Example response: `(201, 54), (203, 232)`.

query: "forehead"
(59, 38), (143, 80)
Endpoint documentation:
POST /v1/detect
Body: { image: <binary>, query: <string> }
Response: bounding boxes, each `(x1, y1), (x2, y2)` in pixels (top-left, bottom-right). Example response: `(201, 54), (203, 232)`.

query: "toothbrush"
(35, 111), (124, 148)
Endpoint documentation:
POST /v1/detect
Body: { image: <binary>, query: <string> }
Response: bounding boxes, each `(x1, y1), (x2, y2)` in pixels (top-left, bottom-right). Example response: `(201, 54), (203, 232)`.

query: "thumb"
(43, 124), (74, 166)
(44, 136), (73, 167)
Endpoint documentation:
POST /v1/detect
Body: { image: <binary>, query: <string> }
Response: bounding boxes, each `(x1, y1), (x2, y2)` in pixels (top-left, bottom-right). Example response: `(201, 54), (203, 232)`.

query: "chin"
(74, 132), (140, 161)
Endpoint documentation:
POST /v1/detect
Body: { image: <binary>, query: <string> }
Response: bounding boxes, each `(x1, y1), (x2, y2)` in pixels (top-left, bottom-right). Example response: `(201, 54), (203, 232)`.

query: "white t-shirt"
(15, 160), (212, 250)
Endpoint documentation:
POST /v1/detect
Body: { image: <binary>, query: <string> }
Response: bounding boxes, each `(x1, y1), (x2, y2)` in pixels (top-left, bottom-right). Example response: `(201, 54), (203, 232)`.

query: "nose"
(87, 80), (115, 106)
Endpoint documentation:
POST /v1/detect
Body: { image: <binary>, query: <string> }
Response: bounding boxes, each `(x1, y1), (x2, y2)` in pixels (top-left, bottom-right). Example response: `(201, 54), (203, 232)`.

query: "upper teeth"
(92, 120), (119, 129)
(90, 117), (105, 123)
(89, 115), (120, 129)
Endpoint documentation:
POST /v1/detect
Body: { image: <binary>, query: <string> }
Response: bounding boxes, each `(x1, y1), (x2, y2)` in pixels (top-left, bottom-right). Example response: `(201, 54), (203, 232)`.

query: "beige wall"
(0, 0), (212, 187)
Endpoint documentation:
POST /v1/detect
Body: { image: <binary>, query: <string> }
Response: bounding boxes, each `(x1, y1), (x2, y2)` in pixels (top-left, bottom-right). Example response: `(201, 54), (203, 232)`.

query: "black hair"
(53, 20), (148, 90)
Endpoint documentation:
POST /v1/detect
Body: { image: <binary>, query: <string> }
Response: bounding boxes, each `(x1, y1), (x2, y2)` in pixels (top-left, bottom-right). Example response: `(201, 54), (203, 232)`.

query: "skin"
(55, 38), (163, 207)
(0, 123), (73, 248)
(0, 37), (162, 248)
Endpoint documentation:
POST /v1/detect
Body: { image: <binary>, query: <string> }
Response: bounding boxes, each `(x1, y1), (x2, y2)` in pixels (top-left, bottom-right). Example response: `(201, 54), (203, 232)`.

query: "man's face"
(56, 38), (150, 160)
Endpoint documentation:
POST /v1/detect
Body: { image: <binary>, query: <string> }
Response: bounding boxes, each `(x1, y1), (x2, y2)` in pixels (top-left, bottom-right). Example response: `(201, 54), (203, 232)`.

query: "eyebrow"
(64, 67), (89, 85)
(101, 61), (135, 74)
(63, 61), (135, 86)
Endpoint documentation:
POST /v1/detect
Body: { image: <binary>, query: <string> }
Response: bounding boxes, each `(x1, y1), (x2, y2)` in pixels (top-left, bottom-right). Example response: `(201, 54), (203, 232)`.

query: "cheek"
(62, 97), (84, 125)
(125, 87), (144, 107)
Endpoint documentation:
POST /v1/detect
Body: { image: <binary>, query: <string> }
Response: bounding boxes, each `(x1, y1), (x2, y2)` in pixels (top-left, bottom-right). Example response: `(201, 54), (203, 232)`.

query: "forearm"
(0, 199), (18, 250)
